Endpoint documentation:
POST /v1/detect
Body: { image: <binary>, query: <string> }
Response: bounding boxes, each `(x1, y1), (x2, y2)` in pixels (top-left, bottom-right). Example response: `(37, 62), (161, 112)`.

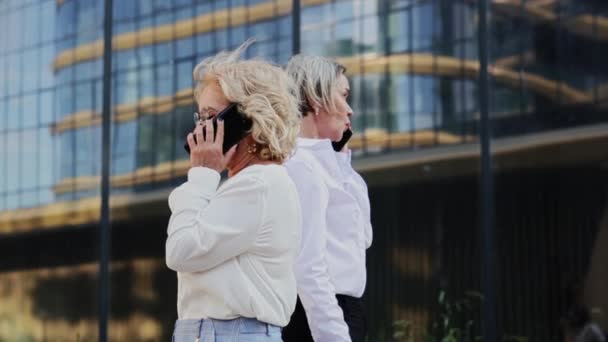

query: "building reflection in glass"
(0, 259), (173, 342)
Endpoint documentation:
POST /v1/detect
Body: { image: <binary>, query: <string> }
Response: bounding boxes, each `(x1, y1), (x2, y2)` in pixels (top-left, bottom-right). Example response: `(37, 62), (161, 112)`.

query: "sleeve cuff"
(187, 167), (221, 198)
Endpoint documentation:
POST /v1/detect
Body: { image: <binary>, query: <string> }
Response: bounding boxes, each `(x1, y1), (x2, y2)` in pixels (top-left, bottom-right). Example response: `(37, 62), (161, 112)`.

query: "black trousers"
(282, 295), (367, 342)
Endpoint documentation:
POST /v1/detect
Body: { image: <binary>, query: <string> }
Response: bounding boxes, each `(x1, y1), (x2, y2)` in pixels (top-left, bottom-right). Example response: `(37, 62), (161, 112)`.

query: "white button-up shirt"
(285, 138), (373, 342)
(165, 164), (302, 327)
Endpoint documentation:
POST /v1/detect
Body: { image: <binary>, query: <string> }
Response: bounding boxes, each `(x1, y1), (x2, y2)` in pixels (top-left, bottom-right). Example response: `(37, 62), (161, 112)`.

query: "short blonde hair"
(285, 54), (346, 116)
(193, 42), (300, 162)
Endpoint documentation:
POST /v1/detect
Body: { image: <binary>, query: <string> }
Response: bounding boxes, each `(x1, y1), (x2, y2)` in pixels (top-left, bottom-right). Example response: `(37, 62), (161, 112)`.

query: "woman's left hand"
(187, 119), (237, 173)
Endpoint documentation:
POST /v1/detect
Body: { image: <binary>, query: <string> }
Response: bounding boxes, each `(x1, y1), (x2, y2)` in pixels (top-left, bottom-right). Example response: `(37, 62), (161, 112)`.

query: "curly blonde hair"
(192, 41), (301, 162)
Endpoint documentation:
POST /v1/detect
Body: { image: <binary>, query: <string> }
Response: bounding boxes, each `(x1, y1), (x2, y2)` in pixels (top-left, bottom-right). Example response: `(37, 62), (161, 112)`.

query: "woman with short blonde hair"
(282, 55), (373, 342)
(166, 42), (302, 342)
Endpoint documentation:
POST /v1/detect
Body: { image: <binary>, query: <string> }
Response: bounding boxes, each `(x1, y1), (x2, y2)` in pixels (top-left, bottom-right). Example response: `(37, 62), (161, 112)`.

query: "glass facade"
(1, 0), (607, 341)
(488, 1), (608, 340)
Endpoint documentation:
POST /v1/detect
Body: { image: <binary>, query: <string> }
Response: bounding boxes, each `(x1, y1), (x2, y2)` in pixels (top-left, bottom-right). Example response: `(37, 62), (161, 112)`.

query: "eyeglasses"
(193, 112), (201, 125)
(193, 111), (217, 125)
(193, 112), (210, 125)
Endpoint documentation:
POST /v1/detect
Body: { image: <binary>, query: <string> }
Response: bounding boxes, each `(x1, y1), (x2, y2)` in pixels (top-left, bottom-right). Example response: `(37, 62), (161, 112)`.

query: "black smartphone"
(332, 128), (353, 152)
(184, 103), (253, 154)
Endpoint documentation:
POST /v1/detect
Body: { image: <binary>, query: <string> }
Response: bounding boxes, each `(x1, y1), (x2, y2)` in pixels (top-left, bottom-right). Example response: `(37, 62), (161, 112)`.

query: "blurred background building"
(0, 0), (607, 340)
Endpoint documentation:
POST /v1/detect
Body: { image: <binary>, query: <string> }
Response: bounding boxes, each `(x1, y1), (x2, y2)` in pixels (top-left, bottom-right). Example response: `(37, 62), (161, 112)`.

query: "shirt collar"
(296, 138), (343, 179)
(335, 149), (352, 164)
(296, 137), (333, 150)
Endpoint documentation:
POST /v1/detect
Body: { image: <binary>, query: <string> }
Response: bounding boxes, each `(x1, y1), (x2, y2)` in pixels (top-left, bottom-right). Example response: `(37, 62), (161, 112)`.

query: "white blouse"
(165, 164), (302, 327)
(285, 138), (373, 342)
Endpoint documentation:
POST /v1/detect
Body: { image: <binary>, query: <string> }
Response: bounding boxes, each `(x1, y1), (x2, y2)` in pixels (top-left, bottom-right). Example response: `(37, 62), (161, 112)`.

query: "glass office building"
(1, 0), (607, 340)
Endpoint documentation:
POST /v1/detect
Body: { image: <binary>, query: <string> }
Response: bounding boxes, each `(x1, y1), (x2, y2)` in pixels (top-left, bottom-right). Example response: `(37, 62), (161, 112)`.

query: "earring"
(258, 147), (272, 161)
(247, 143), (258, 155)
(314, 108), (319, 116)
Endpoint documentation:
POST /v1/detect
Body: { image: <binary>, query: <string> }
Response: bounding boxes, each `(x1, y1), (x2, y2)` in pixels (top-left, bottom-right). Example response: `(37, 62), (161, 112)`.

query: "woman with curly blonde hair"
(166, 41), (302, 341)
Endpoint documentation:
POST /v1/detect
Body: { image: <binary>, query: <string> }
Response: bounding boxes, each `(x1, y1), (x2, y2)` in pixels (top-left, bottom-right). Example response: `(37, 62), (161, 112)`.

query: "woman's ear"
(301, 97), (319, 117)
(306, 97), (321, 116)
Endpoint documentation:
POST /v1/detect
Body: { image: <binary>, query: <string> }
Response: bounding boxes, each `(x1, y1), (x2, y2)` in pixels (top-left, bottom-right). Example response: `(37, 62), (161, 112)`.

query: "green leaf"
(439, 290), (446, 304)
(393, 320), (410, 328)
(394, 331), (405, 339)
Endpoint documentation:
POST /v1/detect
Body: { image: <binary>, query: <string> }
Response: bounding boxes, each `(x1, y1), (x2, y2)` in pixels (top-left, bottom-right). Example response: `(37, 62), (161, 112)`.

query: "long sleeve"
(165, 166), (265, 273)
(286, 160), (352, 342)
(354, 173), (373, 249)
(339, 151), (373, 250)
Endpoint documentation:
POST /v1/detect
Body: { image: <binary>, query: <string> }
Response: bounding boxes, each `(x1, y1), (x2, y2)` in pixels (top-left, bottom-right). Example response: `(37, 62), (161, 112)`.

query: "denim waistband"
(174, 317), (281, 336)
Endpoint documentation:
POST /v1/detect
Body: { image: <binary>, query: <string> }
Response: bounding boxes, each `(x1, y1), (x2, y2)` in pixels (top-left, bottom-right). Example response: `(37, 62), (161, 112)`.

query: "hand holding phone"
(184, 103), (252, 155)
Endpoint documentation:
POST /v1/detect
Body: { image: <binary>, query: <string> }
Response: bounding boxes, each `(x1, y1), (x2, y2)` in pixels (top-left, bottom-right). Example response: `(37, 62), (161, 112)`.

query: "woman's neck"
(300, 114), (320, 139)
(227, 153), (279, 178)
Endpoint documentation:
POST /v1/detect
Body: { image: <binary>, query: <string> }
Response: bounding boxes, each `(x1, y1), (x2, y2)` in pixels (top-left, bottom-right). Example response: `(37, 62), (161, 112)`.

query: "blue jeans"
(172, 317), (282, 342)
